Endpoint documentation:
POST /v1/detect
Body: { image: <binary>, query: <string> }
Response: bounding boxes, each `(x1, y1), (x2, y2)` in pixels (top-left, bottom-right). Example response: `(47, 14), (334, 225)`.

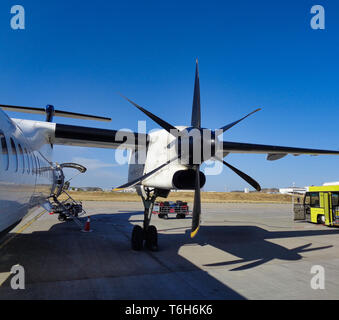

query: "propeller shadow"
(0, 211), (243, 299)
(194, 225), (336, 271)
(0, 207), (337, 299)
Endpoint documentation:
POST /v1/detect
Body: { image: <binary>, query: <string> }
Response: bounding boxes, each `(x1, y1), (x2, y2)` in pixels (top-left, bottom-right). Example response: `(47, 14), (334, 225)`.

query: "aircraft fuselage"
(0, 109), (54, 233)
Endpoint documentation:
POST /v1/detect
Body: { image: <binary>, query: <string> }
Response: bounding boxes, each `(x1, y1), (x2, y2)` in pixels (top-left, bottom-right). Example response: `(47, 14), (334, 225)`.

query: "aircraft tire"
(58, 214), (67, 222)
(145, 225), (158, 251)
(131, 225), (144, 251)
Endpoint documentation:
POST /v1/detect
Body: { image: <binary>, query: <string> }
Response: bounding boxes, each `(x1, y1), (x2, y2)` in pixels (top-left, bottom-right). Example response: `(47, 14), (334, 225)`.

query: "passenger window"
(24, 148), (30, 174)
(37, 157), (41, 176)
(29, 152), (34, 175)
(34, 154), (38, 175)
(10, 138), (18, 172)
(32, 154), (36, 175)
(304, 193), (310, 205)
(18, 144), (25, 174)
(310, 192), (320, 207)
(0, 131), (9, 171)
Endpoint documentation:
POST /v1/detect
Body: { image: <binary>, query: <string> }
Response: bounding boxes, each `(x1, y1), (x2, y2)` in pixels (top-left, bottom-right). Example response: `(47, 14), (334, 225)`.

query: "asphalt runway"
(0, 201), (338, 300)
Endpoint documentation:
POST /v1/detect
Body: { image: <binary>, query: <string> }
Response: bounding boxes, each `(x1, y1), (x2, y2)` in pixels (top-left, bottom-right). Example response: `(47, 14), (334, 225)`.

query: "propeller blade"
(191, 164), (201, 238)
(118, 94), (181, 138)
(215, 157), (261, 191)
(218, 108), (261, 135)
(112, 156), (178, 191)
(191, 59), (201, 128)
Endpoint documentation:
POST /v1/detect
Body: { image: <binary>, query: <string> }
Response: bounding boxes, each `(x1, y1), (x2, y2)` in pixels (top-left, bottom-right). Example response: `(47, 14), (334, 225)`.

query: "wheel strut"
(131, 188), (159, 251)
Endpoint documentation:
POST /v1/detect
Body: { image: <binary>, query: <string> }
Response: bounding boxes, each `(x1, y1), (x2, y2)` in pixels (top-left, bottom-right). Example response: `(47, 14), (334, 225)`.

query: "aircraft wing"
(53, 124), (148, 149)
(3, 104), (148, 150)
(223, 141), (339, 160)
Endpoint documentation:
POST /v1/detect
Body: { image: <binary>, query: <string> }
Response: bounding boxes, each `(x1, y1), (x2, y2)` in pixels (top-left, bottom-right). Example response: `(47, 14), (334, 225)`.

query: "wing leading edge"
(53, 124), (148, 149)
(222, 141), (339, 160)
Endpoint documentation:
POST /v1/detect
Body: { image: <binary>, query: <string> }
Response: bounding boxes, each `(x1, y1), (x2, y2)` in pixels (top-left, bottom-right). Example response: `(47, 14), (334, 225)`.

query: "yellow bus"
(294, 185), (339, 227)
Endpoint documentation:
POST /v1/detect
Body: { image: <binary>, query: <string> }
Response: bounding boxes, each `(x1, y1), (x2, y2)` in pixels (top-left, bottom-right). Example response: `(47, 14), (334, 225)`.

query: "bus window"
(304, 193), (311, 205)
(0, 131), (9, 171)
(10, 138), (18, 172)
(332, 193), (339, 207)
(310, 192), (320, 207)
(18, 144), (25, 174)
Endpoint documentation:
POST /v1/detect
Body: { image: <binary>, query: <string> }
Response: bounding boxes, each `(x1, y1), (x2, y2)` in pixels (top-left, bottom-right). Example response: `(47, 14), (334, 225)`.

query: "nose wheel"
(131, 187), (169, 251)
(131, 225), (144, 251)
(145, 225), (158, 251)
(131, 225), (158, 251)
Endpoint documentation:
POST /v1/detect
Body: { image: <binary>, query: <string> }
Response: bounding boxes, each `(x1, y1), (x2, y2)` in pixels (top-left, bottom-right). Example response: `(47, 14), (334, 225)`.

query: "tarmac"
(0, 201), (338, 300)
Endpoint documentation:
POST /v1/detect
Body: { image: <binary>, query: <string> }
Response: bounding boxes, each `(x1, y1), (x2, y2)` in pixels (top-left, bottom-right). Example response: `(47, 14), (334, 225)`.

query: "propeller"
(118, 59), (263, 239)
(214, 157), (261, 192)
(189, 59), (202, 238)
(217, 108), (262, 135)
(191, 164), (201, 238)
(191, 59), (201, 128)
(118, 94), (181, 138)
(113, 156), (179, 191)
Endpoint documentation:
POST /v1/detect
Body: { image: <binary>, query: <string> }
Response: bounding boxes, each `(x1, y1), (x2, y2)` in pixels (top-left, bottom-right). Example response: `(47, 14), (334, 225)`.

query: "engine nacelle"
(172, 169), (206, 190)
(142, 166), (206, 190)
(132, 128), (207, 190)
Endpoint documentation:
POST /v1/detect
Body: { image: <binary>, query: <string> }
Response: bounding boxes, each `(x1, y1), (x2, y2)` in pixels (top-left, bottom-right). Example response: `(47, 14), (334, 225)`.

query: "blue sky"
(0, 0), (339, 191)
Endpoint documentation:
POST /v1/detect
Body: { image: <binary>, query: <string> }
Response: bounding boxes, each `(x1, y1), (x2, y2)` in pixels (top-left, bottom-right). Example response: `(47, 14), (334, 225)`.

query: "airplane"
(1, 60), (339, 252)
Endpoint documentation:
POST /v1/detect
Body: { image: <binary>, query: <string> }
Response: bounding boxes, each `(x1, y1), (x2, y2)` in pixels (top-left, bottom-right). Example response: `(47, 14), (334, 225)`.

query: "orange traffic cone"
(82, 217), (93, 232)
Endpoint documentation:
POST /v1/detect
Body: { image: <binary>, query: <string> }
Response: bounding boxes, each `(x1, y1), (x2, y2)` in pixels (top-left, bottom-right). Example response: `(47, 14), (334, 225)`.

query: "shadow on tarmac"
(0, 210), (338, 299)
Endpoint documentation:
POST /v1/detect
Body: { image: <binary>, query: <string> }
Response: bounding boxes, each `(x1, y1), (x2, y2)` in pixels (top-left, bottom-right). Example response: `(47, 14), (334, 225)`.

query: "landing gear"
(145, 225), (158, 251)
(131, 225), (144, 250)
(131, 187), (170, 252)
(58, 213), (68, 222)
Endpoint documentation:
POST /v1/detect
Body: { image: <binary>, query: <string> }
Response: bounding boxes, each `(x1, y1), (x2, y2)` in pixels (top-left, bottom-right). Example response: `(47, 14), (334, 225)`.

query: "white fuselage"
(0, 109), (54, 233)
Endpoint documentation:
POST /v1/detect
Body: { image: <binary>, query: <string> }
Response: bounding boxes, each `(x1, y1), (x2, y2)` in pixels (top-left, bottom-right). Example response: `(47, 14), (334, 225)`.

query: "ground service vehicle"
(294, 185), (339, 227)
(152, 201), (189, 219)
